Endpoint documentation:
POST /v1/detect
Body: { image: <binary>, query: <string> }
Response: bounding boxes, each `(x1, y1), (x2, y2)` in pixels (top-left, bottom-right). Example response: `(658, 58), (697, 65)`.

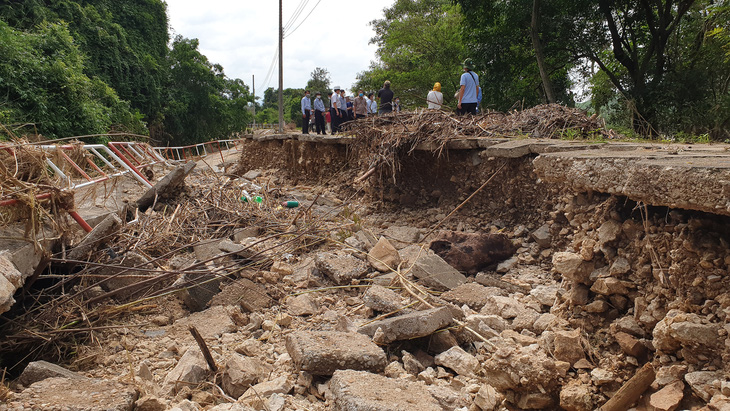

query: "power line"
(284, 0), (322, 38)
(284, 0), (309, 32)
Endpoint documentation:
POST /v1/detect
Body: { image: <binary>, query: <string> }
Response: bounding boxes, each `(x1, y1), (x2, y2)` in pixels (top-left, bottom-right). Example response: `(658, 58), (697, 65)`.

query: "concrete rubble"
(4, 137), (730, 411)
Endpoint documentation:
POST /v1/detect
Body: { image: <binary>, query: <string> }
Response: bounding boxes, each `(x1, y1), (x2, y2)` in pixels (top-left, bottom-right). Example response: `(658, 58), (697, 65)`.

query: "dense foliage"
(0, 0), (253, 144)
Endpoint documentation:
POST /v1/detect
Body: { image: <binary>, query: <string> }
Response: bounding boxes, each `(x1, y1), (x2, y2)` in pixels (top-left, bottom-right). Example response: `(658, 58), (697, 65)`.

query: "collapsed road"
(0, 105), (729, 410)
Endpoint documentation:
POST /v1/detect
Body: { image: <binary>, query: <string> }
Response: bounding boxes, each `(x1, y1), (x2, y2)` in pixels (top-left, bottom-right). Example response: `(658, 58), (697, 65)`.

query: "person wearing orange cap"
(427, 82), (443, 109)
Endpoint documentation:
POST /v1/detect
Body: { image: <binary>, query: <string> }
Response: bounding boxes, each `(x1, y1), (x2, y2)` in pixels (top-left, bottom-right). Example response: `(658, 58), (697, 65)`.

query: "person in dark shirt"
(377, 80), (394, 114)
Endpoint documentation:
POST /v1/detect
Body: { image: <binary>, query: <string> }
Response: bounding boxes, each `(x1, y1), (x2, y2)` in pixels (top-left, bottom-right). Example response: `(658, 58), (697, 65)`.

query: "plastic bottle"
(240, 190), (251, 202)
(281, 201), (299, 208)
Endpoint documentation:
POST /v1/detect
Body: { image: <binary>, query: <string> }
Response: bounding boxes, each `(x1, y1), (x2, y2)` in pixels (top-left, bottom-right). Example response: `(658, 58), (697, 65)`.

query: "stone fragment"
(362, 285), (402, 312)
(169, 399), (200, 411)
(530, 285), (561, 306)
(615, 331), (646, 357)
(136, 395), (168, 411)
(18, 360), (87, 387)
(367, 237), (401, 272)
(382, 225), (421, 249)
(137, 161), (196, 211)
(482, 343), (563, 392)
(553, 329), (584, 365)
(580, 239), (596, 261)
(609, 257), (631, 276)
(612, 315), (646, 337)
(496, 257), (518, 273)
(591, 277), (631, 295)
(654, 365), (688, 387)
(271, 261), (293, 275)
(517, 392), (554, 409)
(466, 314), (509, 333)
(533, 313), (559, 333)
(584, 299), (609, 313)
(11, 377), (138, 411)
(434, 346), (479, 377)
(0, 274), (15, 314)
(405, 251), (466, 291)
(358, 307), (454, 344)
(429, 230), (516, 274)
(474, 384), (503, 411)
(68, 213), (122, 261)
(559, 381), (593, 411)
(221, 354), (273, 399)
(598, 220), (622, 245)
(286, 293), (318, 316)
(328, 370), (442, 410)
(568, 284), (590, 305)
(240, 376), (292, 401)
(286, 331), (386, 375)
(162, 346), (209, 394)
(685, 371), (723, 402)
(590, 368), (614, 385)
(653, 309), (719, 352)
(531, 224), (552, 248)
(649, 380), (684, 411)
(354, 230), (378, 250)
(480, 295), (532, 319)
(173, 305), (237, 339)
(315, 252), (369, 285)
(552, 252), (594, 284)
(0, 253), (22, 288)
(441, 283), (493, 310)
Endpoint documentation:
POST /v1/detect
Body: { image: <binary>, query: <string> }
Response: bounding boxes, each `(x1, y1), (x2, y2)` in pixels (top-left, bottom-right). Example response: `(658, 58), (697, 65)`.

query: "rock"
(584, 299), (609, 313)
(474, 384), (503, 410)
(579, 239), (596, 261)
(210, 278), (271, 313)
(286, 293), (318, 316)
(406, 250), (466, 291)
(533, 313), (559, 333)
(240, 376), (292, 401)
(174, 262), (223, 312)
(653, 309), (719, 352)
(382, 226), (421, 249)
(315, 252), (369, 285)
(591, 368), (614, 385)
(553, 329), (584, 365)
(434, 346), (479, 377)
(612, 315), (646, 337)
(354, 230), (378, 250)
(516, 392), (554, 409)
(496, 257), (518, 273)
(102, 251), (154, 299)
(482, 343), (564, 392)
(609, 256), (631, 276)
(221, 354), (273, 399)
(18, 360), (87, 387)
(136, 395), (168, 411)
(328, 370), (442, 410)
(0, 273), (15, 314)
(568, 284), (590, 305)
(598, 220), (622, 245)
(270, 261), (293, 275)
(615, 331), (646, 357)
(531, 224), (551, 248)
(162, 346), (209, 394)
(362, 285), (402, 312)
(428, 230), (516, 274)
(358, 306), (454, 344)
(480, 295), (533, 319)
(530, 284), (561, 306)
(286, 331), (386, 375)
(590, 277), (631, 295)
(552, 252), (594, 284)
(367, 237), (401, 272)
(425, 329), (459, 353)
(685, 371), (723, 402)
(441, 283), (493, 310)
(10, 377), (138, 411)
(559, 381), (593, 411)
(649, 380), (684, 411)
(0, 252), (22, 286)
(173, 305), (237, 339)
(427, 385), (469, 409)
(655, 365), (688, 387)
(466, 314), (509, 334)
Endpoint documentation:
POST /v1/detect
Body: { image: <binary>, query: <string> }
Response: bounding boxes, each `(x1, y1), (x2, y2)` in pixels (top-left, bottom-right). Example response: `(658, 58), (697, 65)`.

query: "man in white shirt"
(427, 82), (443, 109)
(367, 92), (377, 116)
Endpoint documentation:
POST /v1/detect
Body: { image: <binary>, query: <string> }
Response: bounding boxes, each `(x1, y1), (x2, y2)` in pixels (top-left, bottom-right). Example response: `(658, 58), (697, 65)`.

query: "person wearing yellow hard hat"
(427, 82), (443, 109)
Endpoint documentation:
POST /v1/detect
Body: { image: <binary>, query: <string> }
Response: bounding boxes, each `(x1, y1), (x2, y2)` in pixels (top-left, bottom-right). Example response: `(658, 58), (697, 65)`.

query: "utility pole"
(278, 0), (284, 133)
(252, 74), (256, 128)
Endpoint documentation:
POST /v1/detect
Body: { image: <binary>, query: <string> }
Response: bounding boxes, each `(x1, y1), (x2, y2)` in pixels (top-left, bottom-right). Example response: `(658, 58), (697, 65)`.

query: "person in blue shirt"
(367, 92), (377, 116)
(457, 59), (480, 115)
(300, 90), (312, 134)
(313, 91), (326, 135)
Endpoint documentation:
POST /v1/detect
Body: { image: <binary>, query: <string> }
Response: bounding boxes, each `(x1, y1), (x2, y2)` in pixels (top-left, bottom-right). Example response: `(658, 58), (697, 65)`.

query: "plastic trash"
(281, 201), (299, 208)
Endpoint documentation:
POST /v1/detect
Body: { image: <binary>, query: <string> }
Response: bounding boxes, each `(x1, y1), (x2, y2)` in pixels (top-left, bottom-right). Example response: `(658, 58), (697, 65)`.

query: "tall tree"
(306, 67), (331, 94)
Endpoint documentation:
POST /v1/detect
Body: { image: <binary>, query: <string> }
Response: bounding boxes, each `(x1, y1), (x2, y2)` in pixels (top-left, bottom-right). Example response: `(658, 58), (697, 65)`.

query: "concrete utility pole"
(278, 0), (284, 133)
(252, 74), (256, 128)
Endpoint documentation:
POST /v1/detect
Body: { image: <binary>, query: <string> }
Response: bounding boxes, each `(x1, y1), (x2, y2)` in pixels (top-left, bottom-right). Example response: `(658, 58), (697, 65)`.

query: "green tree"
(306, 67), (331, 94)
(355, 0), (466, 109)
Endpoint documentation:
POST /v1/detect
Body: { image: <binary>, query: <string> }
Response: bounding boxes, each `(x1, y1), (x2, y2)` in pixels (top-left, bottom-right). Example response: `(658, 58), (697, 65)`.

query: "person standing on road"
(338, 89), (348, 125)
(313, 91), (326, 135)
(353, 90), (367, 119)
(377, 80), (394, 115)
(300, 90), (312, 134)
(330, 87), (342, 134)
(427, 82), (443, 109)
(457, 59), (480, 115)
(367, 92), (377, 116)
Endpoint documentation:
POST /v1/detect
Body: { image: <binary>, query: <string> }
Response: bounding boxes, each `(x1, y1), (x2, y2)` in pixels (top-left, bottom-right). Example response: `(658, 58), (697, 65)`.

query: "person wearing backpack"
(457, 59), (480, 115)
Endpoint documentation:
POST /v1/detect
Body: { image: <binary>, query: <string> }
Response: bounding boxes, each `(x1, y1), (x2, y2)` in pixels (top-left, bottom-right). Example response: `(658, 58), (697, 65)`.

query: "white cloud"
(166, 0), (394, 97)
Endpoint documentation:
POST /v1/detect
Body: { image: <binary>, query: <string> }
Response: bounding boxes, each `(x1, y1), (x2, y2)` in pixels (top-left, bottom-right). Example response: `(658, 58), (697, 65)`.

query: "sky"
(166, 0), (395, 99)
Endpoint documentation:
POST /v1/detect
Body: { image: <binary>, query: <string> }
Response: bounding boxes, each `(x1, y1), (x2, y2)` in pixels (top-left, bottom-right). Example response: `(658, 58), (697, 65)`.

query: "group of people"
(299, 59), (480, 135)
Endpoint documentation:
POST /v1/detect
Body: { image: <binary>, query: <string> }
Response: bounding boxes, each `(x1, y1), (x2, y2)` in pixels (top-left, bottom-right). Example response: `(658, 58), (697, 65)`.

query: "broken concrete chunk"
(0, 274), (16, 314)
(408, 252), (466, 291)
(162, 346), (209, 394)
(358, 306), (454, 344)
(649, 380), (684, 411)
(382, 225), (421, 249)
(174, 269), (222, 312)
(428, 230), (516, 274)
(68, 213), (122, 261)
(286, 331), (386, 375)
(315, 252), (369, 285)
(559, 381), (594, 411)
(221, 354), (273, 399)
(240, 376), (292, 402)
(18, 360), (87, 387)
(0, 253), (23, 288)
(653, 309), (720, 352)
(328, 370), (442, 411)
(10, 377), (138, 411)
(362, 284), (402, 313)
(286, 293), (318, 316)
(367, 237), (401, 272)
(684, 371), (723, 402)
(552, 252), (594, 284)
(137, 161), (196, 212)
(441, 282), (493, 310)
(172, 305), (237, 339)
(434, 346), (479, 378)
